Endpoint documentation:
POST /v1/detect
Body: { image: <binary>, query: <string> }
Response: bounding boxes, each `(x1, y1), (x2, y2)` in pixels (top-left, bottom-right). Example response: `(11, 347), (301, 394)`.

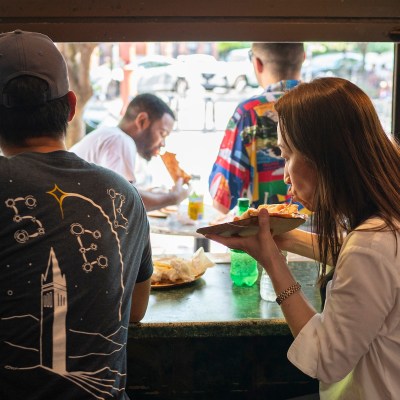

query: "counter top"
(147, 203), (220, 238)
(130, 256), (321, 338)
(147, 204), (221, 252)
(127, 254), (321, 398)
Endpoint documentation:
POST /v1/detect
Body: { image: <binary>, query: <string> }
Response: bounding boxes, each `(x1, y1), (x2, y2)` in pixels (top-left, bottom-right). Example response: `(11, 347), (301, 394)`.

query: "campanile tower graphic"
(41, 247), (68, 373)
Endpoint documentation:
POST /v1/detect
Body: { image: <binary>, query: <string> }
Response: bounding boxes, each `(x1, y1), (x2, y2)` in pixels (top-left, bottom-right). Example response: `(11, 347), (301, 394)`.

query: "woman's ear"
(66, 91), (77, 122)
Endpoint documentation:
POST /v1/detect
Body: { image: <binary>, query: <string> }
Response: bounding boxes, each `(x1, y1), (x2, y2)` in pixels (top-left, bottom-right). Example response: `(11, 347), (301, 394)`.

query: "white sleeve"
(288, 240), (397, 383)
(287, 312), (321, 378)
(98, 135), (137, 182)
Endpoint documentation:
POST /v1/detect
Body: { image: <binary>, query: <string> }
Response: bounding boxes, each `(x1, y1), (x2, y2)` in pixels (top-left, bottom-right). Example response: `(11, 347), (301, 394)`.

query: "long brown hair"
(275, 77), (400, 279)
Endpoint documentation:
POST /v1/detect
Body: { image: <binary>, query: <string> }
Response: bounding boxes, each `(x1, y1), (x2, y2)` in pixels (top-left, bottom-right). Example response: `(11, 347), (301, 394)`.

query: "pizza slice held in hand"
(234, 203), (301, 220)
(160, 151), (191, 184)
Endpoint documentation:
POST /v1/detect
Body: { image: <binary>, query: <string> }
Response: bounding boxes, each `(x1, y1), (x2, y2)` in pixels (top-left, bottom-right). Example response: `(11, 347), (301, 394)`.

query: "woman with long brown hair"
(205, 77), (400, 399)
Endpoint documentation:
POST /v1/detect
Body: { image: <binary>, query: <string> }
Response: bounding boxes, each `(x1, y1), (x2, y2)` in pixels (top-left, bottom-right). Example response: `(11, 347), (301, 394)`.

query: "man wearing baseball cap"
(0, 30), (152, 399)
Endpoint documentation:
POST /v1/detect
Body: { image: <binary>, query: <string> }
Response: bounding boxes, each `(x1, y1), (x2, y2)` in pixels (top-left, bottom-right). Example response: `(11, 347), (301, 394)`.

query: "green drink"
(229, 198), (259, 287)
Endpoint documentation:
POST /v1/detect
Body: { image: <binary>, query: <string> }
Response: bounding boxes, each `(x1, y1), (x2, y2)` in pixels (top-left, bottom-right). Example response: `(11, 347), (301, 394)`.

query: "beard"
(140, 150), (152, 162)
(137, 126), (155, 161)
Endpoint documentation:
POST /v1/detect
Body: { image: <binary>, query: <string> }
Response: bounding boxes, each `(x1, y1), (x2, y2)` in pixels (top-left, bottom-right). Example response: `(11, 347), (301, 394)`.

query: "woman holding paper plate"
(204, 77), (400, 400)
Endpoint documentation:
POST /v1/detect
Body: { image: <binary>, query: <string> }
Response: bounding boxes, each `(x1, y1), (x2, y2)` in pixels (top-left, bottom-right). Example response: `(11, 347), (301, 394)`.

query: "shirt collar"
(265, 80), (301, 92)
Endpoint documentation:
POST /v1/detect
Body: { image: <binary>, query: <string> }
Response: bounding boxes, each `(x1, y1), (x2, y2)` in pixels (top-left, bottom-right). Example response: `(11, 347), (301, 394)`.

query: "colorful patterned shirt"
(209, 80), (300, 211)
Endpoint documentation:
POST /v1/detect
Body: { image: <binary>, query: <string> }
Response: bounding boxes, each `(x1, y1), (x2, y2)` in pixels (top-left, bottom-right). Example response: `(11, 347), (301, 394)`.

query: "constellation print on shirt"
(107, 189), (128, 231)
(47, 184), (125, 320)
(70, 223), (108, 273)
(5, 195), (45, 243)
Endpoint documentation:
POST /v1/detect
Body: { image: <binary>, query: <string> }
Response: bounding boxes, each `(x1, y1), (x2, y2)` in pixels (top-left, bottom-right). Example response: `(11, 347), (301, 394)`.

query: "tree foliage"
(217, 42), (252, 59)
(57, 43), (98, 148)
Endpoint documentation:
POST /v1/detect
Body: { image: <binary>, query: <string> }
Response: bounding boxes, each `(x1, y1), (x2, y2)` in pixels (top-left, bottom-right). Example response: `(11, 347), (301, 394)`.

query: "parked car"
(221, 48), (258, 90)
(305, 52), (363, 80)
(130, 53), (227, 96)
(90, 64), (114, 100)
(130, 55), (189, 96)
(176, 53), (227, 91)
(83, 97), (120, 134)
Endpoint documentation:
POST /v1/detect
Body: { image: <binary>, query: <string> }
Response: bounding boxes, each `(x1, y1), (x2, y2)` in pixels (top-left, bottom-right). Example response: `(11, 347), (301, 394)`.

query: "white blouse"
(288, 217), (400, 399)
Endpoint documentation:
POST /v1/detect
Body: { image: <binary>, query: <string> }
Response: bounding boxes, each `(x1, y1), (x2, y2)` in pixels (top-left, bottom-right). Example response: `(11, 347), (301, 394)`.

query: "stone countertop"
(129, 257), (321, 338)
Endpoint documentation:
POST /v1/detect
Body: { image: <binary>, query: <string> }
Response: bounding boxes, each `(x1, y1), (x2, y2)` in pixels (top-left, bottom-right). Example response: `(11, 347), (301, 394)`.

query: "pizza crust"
(160, 151), (191, 184)
(235, 203), (300, 220)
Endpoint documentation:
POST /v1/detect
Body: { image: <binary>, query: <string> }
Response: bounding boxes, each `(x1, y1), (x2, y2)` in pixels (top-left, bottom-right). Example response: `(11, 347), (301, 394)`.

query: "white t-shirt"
(70, 126), (138, 183)
(288, 217), (400, 399)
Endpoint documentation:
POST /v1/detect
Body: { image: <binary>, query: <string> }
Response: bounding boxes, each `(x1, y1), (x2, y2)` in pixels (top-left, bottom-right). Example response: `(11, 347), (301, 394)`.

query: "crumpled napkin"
(152, 247), (214, 284)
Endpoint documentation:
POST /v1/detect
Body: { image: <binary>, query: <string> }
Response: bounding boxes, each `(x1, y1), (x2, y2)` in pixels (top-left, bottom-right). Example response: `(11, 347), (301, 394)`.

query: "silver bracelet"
(276, 282), (302, 305)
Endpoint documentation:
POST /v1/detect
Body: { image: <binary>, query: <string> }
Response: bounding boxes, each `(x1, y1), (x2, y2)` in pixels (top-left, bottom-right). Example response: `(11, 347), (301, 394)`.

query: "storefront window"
(83, 41), (394, 135)
(73, 41), (395, 254)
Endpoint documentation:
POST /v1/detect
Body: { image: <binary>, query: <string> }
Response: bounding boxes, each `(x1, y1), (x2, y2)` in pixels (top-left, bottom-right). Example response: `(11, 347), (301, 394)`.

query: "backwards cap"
(0, 29), (69, 107)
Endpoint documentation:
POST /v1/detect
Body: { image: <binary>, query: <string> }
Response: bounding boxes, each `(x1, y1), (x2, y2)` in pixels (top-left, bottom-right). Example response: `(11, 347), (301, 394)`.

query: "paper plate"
(151, 272), (205, 289)
(147, 206), (178, 218)
(196, 214), (307, 238)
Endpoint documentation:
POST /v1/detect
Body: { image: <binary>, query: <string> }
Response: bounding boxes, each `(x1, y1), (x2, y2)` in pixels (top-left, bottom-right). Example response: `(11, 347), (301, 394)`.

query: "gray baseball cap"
(0, 29), (69, 107)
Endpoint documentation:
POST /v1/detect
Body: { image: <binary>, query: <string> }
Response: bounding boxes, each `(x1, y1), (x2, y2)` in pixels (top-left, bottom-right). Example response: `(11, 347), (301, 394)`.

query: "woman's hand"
(207, 207), (317, 336)
(273, 230), (298, 252)
(206, 208), (283, 270)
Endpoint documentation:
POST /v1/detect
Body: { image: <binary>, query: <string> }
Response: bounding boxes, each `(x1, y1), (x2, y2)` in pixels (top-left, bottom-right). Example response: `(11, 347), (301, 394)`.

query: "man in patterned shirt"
(209, 43), (305, 213)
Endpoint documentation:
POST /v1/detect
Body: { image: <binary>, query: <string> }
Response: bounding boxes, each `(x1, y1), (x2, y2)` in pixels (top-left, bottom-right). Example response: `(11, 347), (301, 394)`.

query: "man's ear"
(135, 111), (151, 130)
(66, 91), (77, 122)
(255, 56), (264, 74)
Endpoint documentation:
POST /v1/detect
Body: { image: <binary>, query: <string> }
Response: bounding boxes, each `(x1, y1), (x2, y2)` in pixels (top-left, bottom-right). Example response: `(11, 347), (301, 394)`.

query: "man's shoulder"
(70, 126), (131, 154)
(236, 92), (268, 109)
(85, 125), (123, 140)
(229, 92), (278, 125)
(236, 80), (300, 110)
(79, 161), (143, 204)
(234, 90), (283, 115)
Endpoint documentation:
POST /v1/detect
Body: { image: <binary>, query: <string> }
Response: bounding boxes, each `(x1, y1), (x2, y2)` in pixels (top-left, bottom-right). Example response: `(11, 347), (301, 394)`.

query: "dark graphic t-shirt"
(0, 151), (152, 399)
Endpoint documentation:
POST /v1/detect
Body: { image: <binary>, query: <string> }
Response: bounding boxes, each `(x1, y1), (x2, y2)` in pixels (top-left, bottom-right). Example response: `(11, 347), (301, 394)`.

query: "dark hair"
(252, 43), (304, 79)
(275, 77), (400, 279)
(0, 75), (70, 146)
(123, 93), (175, 123)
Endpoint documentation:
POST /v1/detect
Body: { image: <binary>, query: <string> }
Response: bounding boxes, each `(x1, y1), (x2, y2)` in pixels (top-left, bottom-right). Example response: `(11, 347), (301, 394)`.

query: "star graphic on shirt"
(47, 184), (68, 218)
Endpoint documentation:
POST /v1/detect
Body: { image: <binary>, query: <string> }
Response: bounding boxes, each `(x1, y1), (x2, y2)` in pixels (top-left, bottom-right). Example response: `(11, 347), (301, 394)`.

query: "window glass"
(82, 41), (394, 135)
(303, 43), (394, 133)
(75, 41), (395, 199)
